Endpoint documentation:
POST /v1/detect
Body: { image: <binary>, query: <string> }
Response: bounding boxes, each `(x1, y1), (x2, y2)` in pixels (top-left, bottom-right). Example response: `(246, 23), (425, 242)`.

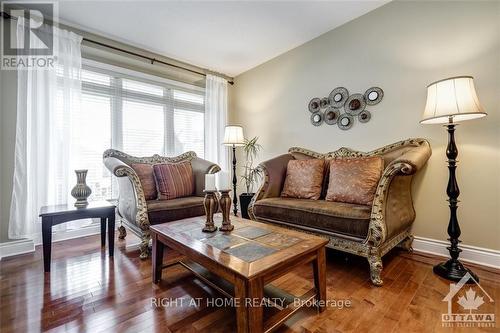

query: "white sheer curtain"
(205, 74), (229, 171)
(9, 19), (83, 239)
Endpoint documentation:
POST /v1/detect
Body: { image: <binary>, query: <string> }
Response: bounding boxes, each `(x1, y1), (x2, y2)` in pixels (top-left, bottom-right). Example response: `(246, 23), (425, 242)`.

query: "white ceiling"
(57, 1), (388, 77)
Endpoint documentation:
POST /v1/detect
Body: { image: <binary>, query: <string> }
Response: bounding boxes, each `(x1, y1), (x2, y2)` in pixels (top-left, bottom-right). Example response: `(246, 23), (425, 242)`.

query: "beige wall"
(231, 1), (500, 250)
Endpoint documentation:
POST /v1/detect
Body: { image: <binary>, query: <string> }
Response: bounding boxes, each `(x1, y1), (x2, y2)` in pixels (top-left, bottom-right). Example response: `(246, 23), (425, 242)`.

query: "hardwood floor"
(0, 233), (498, 333)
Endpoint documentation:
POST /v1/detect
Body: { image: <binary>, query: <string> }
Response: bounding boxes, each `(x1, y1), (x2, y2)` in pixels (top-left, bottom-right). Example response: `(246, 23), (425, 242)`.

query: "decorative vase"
(239, 193), (255, 219)
(71, 169), (92, 208)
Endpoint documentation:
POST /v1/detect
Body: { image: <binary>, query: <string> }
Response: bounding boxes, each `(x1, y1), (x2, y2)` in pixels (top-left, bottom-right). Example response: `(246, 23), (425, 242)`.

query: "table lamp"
(223, 125), (245, 216)
(421, 76), (487, 283)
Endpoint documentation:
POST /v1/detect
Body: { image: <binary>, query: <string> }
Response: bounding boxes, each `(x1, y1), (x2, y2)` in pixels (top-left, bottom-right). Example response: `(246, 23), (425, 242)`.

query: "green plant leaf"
(241, 136), (263, 193)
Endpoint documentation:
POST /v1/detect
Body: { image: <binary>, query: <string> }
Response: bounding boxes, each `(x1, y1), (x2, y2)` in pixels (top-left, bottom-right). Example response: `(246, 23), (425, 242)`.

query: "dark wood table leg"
(100, 217), (106, 247)
(313, 247), (327, 313)
(152, 233), (164, 284)
(108, 213), (115, 257)
(41, 217), (53, 273)
(248, 277), (264, 333)
(234, 278), (249, 333)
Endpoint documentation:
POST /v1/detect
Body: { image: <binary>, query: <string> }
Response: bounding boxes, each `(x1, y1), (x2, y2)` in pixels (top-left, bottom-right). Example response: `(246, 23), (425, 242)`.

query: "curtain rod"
(0, 11), (234, 85)
(81, 38), (234, 85)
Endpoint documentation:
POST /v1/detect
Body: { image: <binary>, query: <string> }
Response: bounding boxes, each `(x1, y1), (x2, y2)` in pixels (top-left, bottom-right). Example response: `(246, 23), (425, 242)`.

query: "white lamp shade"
(223, 125), (245, 146)
(421, 76), (486, 125)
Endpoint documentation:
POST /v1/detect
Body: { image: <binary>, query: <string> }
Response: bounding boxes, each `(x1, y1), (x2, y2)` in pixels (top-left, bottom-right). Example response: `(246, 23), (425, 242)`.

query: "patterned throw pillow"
(325, 156), (384, 205)
(131, 163), (157, 200)
(153, 162), (195, 200)
(281, 159), (325, 200)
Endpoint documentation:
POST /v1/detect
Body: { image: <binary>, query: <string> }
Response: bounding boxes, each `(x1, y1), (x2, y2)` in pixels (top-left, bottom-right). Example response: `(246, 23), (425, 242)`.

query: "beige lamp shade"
(421, 76), (486, 125)
(223, 125), (245, 146)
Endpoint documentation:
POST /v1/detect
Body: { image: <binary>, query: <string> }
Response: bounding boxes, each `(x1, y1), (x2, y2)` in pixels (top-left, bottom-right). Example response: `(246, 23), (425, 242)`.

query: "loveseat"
(103, 149), (220, 259)
(248, 138), (431, 285)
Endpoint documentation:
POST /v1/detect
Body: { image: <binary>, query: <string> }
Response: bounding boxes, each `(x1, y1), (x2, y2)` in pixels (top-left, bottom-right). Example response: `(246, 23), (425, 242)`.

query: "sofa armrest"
(387, 140), (432, 175)
(191, 157), (221, 196)
(257, 154), (294, 199)
(366, 141), (431, 248)
(248, 154), (294, 219)
(103, 156), (150, 230)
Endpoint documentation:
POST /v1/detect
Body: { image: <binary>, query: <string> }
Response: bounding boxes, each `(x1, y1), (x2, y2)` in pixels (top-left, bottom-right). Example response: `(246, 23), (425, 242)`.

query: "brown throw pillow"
(326, 156), (384, 205)
(281, 159), (325, 200)
(153, 162), (195, 200)
(131, 163), (157, 200)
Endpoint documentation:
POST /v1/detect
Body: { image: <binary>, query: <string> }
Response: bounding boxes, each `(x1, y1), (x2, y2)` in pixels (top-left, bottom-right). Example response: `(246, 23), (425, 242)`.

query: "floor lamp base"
(433, 258), (478, 284)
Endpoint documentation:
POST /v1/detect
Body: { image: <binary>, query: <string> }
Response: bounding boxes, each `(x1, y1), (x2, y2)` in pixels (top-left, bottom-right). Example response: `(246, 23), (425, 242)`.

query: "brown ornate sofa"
(248, 138), (431, 285)
(103, 149), (220, 259)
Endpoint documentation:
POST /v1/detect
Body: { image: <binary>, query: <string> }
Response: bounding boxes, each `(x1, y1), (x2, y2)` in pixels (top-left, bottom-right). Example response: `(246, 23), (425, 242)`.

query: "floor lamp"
(223, 125), (245, 216)
(420, 76), (487, 283)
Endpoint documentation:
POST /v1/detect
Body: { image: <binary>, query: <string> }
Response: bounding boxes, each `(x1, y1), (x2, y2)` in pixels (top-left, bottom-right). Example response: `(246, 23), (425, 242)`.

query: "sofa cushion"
(326, 156), (383, 205)
(281, 159), (324, 200)
(153, 162), (195, 200)
(147, 196), (205, 224)
(131, 163), (157, 200)
(252, 197), (371, 239)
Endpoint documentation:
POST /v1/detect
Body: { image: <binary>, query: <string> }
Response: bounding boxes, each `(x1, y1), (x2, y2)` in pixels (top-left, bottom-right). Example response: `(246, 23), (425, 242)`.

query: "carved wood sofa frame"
(248, 138), (431, 285)
(103, 149), (220, 259)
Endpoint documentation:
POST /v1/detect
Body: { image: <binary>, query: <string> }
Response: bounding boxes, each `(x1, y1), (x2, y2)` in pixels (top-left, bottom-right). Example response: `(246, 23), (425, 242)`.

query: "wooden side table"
(39, 201), (116, 272)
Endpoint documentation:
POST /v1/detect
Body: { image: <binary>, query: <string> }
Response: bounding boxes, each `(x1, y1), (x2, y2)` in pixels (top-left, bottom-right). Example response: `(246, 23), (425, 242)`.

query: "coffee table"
(151, 214), (328, 333)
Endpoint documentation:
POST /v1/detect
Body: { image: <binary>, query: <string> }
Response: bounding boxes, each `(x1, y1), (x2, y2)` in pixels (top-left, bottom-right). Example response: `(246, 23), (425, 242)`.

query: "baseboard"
(412, 236), (500, 269)
(32, 224), (103, 246)
(125, 241), (140, 251)
(0, 239), (35, 260)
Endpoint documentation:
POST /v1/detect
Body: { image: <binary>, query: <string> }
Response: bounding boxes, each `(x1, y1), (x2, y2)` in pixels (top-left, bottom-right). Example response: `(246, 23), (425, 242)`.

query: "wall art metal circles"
(320, 97), (330, 108)
(307, 86), (383, 129)
(324, 107), (340, 125)
(329, 87), (349, 108)
(344, 93), (366, 116)
(308, 97), (321, 113)
(358, 110), (371, 123)
(364, 87), (383, 105)
(337, 113), (354, 130)
(310, 112), (323, 126)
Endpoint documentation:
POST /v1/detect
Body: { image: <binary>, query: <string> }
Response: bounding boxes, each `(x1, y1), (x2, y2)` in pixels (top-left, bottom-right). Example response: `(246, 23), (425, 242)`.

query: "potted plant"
(240, 136), (263, 218)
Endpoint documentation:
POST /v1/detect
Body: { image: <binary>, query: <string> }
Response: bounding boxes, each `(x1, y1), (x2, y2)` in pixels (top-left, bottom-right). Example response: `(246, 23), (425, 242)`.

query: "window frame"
(81, 59), (205, 157)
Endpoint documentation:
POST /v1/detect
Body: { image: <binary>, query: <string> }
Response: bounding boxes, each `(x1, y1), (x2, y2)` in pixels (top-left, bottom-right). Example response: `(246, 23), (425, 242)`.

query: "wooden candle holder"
(203, 190), (218, 233)
(218, 190), (234, 231)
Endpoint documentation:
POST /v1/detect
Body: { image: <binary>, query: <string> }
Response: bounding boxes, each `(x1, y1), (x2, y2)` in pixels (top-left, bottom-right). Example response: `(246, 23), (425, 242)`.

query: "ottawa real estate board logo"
(1, 1), (57, 70)
(441, 272), (495, 328)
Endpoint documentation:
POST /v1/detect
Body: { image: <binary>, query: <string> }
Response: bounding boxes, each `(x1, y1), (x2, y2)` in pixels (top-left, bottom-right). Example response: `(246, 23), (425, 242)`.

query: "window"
(72, 93), (112, 200)
(174, 109), (204, 156)
(122, 99), (165, 156)
(57, 63), (205, 201)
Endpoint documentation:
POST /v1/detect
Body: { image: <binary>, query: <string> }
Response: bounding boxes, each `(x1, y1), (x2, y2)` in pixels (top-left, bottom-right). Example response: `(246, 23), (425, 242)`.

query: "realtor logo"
(1, 1), (57, 69)
(441, 272), (495, 328)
